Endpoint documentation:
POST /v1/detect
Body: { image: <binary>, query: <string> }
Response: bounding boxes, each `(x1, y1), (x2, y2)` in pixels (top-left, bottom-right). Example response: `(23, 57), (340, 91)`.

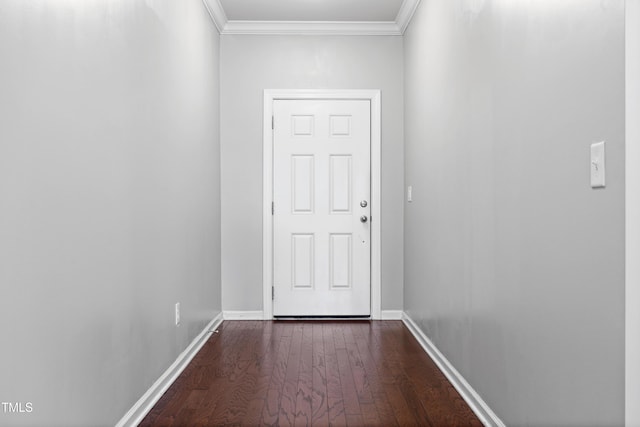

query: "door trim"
(263, 89), (382, 320)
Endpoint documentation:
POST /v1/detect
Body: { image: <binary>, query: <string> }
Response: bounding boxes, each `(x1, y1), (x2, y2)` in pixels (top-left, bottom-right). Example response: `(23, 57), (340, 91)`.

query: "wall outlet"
(175, 302), (180, 326)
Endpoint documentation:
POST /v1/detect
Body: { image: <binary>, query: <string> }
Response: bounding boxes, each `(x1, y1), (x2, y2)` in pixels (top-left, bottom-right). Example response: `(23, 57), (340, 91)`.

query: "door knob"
(360, 215), (368, 223)
(360, 200), (368, 208)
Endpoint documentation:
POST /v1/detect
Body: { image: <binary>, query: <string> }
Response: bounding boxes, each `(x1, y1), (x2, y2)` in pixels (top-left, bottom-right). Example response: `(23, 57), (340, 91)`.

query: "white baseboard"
(115, 312), (224, 427)
(223, 311), (399, 320)
(223, 310), (265, 320)
(402, 313), (505, 427)
(380, 310), (404, 320)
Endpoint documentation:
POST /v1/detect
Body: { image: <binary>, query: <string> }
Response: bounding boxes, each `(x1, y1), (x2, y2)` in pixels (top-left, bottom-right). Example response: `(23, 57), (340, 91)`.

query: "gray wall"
(220, 35), (404, 312)
(0, 1), (221, 425)
(403, 0), (624, 425)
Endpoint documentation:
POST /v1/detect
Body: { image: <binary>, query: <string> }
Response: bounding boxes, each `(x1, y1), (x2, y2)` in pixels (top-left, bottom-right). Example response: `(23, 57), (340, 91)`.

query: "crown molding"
(202, 0), (228, 33)
(395, 0), (421, 34)
(202, 0), (419, 36)
(222, 20), (401, 36)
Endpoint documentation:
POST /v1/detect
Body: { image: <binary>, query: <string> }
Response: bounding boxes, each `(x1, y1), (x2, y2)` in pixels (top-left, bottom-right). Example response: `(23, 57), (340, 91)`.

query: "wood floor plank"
(333, 323), (347, 350)
(140, 321), (241, 426)
(294, 323), (314, 426)
(196, 321), (260, 424)
(279, 323), (304, 427)
(244, 321), (285, 426)
(140, 320), (483, 427)
(343, 324), (374, 406)
(261, 326), (293, 426)
(383, 322), (437, 426)
(393, 326), (483, 427)
(345, 413), (365, 427)
(372, 392), (400, 427)
(335, 346), (361, 416)
(205, 321), (263, 425)
(311, 323), (329, 426)
(170, 389), (207, 426)
(332, 324), (361, 418)
(323, 323), (347, 427)
(351, 323), (398, 426)
(367, 321), (432, 427)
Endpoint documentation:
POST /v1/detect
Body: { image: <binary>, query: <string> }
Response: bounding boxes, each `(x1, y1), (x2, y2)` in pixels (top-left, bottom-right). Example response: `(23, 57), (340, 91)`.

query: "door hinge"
(272, 201), (274, 215)
(272, 286), (275, 300)
(272, 116), (274, 130)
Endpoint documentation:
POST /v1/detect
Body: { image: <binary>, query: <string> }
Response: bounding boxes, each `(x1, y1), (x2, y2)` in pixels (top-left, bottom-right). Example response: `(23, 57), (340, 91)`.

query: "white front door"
(272, 99), (371, 316)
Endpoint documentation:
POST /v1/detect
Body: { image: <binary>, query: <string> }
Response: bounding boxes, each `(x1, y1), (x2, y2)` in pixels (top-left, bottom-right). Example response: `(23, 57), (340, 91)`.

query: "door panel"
(291, 234), (314, 288)
(292, 155), (314, 213)
(329, 233), (352, 289)
(330, 155), (352, 213)
(273, 99), (370, 316)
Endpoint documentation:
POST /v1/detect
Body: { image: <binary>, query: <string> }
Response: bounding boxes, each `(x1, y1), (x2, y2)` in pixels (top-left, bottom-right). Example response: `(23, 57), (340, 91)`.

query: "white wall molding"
(223, 311), (265, 320)
(222, 20), (401, 36)
(263, 89), (382, 320)
(115, 313), (223, 427)
(381, 310), (404, 320)
(201, 0), (418, 35)
(395, 0), (421, 34)
(627, 1), (640, 425)
(202, 0), (228, 33)
(402, 313), (505, 427)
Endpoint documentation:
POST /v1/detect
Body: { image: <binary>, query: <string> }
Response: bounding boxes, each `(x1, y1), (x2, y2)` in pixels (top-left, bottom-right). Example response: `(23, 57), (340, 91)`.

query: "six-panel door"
(273, 99), (371, 316)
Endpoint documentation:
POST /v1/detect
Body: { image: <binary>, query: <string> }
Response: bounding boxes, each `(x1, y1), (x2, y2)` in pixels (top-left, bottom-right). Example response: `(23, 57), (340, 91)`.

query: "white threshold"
(221, 310), (400, 320)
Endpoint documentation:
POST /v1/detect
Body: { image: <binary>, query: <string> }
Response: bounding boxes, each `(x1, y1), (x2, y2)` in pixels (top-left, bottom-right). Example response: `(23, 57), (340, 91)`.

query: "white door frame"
(262, 89), (382, 319)
(627, 1), (640, 425)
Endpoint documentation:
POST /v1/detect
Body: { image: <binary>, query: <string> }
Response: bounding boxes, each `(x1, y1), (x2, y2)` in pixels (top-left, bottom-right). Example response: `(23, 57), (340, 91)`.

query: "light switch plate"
(591, 141), (606, 188)
(407, 185), (413, 202)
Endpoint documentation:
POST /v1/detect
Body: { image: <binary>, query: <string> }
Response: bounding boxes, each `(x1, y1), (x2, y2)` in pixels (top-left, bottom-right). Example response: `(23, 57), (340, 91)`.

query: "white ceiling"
(218, 0), (405, 22)
(203, 0), (420, 35)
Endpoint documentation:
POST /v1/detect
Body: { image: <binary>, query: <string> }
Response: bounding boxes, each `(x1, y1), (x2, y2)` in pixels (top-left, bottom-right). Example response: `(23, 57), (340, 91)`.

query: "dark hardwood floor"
(140, 321), (482, 427)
